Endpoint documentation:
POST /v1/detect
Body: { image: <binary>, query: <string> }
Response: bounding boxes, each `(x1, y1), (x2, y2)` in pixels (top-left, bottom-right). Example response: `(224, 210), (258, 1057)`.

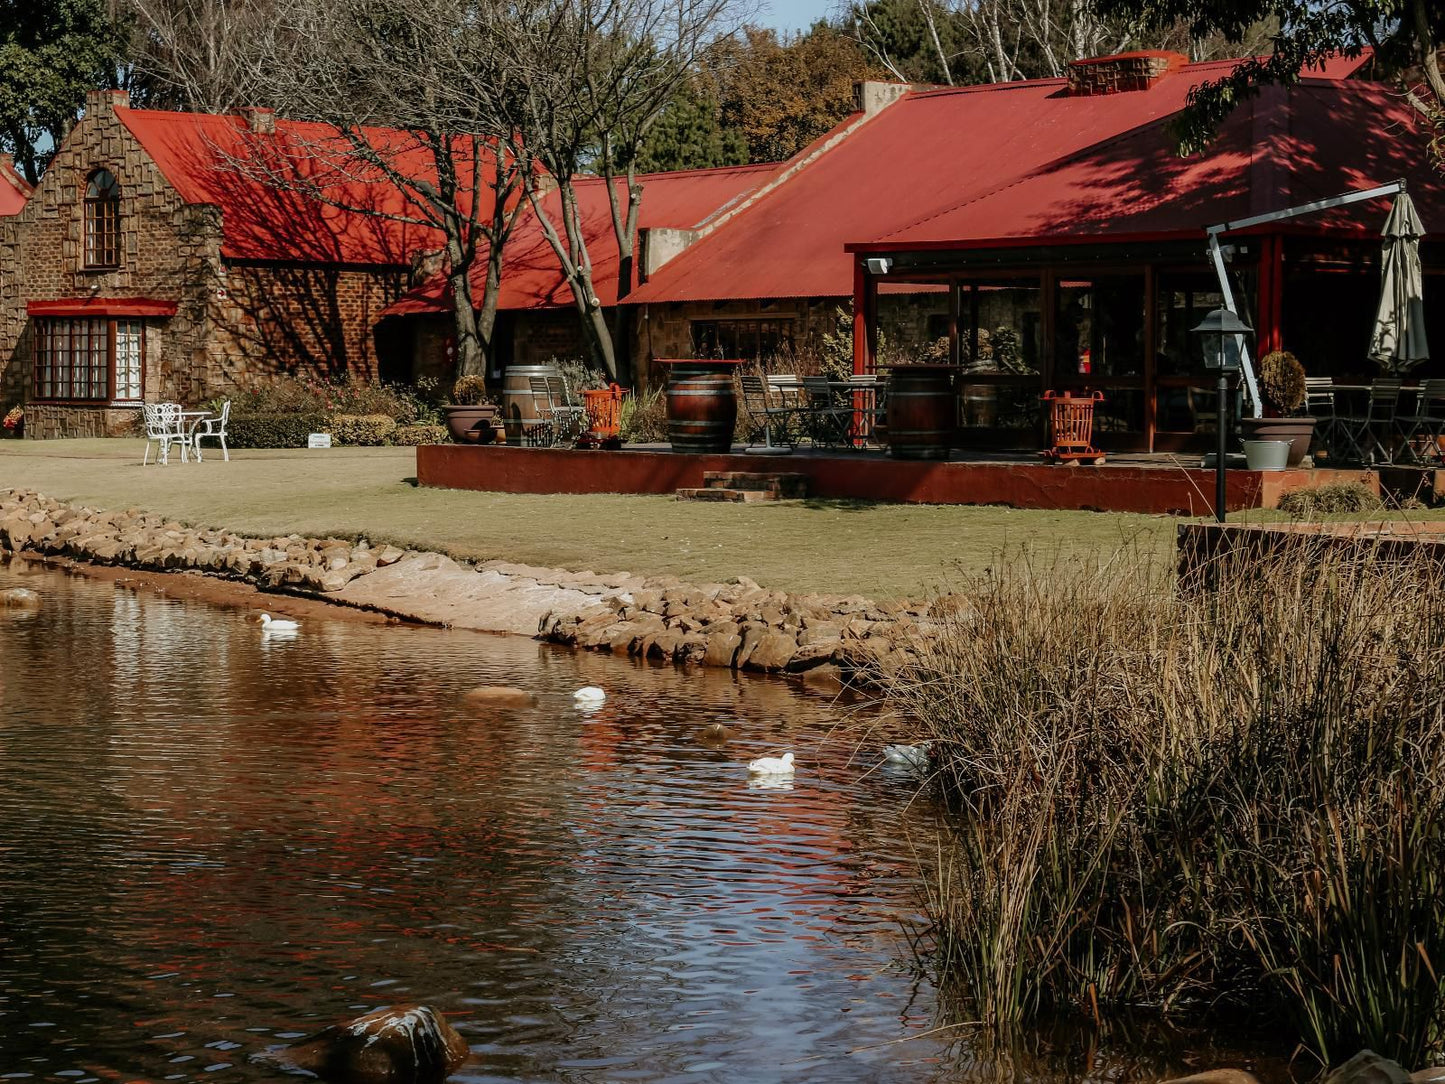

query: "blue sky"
(756, 0), (837, 33)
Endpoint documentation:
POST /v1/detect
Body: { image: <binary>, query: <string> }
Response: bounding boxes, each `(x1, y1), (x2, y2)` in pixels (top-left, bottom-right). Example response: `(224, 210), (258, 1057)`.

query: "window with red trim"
(84, 169), (121, 269)
(34, 318), (144, 402)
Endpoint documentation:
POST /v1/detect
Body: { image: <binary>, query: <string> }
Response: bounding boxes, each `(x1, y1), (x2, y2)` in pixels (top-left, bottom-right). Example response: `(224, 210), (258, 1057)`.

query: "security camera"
(865, 257), (892, 275)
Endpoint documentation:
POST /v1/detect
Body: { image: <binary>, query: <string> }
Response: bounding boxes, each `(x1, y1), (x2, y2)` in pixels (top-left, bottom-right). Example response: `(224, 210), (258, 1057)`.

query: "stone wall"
(0, 90), (213, 435)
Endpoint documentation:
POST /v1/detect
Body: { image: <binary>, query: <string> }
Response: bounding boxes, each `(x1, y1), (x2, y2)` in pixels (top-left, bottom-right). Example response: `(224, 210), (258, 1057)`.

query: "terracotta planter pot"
(1240, 416), (1315, 467)
(444, 403), (500, 443)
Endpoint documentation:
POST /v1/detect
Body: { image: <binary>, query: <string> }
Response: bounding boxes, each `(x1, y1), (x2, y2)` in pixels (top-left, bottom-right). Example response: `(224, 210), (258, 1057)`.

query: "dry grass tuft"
(875, 540), (1445, 1066)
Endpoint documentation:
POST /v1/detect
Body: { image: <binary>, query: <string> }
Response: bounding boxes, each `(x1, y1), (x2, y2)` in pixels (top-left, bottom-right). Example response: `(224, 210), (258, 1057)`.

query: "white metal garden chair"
(141, 402), (188, 466)
(191, 400), (231, 462)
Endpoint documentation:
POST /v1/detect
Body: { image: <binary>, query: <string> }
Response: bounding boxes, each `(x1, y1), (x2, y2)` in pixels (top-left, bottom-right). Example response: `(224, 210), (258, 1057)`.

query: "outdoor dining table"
(766, 377), (883, 447)
(179, 408), (216, 461)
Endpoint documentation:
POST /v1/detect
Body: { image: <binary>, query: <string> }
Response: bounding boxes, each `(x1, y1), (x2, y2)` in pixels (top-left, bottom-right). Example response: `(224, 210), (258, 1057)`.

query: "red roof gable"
(0, 155), (31, 216)
(628, 53), (1391, 303)
(114, 106), (460, 265)
(384, 162), (779, 315)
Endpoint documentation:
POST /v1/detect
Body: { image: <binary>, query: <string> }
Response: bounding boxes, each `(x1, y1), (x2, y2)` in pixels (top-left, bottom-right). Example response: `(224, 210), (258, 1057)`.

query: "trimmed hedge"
(227, 412), (331, 449)
(330, 413), (398, 446)
(390, 423), (450, 446)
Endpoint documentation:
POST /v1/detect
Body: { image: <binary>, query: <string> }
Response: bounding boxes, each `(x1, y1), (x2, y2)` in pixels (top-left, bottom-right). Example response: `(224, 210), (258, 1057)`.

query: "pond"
(0, 561), (954, 1082)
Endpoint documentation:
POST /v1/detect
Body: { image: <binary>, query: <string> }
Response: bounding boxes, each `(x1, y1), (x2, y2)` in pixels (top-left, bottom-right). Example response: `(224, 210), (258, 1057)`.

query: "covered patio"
(844, 76), (1445, 456)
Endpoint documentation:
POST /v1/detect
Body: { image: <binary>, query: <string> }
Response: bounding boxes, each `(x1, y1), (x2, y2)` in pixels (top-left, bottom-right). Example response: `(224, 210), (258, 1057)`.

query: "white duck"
(883, 742), (931, 771)
(747, 751), (795, 776)
(260, 613), (301, 631)
(573, 686), (606, 704)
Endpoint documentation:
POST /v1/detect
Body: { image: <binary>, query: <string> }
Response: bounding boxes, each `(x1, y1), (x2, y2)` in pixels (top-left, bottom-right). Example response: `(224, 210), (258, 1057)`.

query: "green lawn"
(3, 438), (1439, 598)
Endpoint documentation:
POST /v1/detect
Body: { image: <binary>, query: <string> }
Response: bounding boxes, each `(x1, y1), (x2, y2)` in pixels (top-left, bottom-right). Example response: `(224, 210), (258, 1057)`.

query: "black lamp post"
(1192, 307), (1253, 523)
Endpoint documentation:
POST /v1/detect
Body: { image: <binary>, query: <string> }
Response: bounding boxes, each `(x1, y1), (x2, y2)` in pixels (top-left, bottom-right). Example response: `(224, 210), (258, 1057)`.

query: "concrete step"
(676, 487), (783, 503)
(701, 471), (809, 498)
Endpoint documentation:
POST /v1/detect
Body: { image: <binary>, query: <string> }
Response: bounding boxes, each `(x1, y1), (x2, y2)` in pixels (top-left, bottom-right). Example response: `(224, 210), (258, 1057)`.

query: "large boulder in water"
(261, 1005), (468, 1084)
(0, 587), (40, 608)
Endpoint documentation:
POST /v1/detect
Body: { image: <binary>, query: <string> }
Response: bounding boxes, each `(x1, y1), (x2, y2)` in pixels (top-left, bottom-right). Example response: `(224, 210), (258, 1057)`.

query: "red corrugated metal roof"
(860, 79), (1441, 251)
(383, 162), (779, 315)
(628, 53), (1392, 303)
(0, 157), (31, 216)
(115, 106), (455, 264)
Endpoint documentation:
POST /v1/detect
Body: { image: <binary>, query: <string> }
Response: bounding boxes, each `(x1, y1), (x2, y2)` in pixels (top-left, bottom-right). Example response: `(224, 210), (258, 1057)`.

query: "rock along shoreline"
(0, 487), (943, 687)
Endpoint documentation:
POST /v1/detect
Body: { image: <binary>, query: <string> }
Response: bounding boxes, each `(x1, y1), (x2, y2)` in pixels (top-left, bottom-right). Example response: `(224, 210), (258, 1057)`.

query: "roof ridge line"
(688, 103), (892, 233)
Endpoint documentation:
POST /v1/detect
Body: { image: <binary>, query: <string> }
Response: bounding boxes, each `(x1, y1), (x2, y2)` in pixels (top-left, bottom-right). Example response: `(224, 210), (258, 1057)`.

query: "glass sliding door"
(1052, 273), (1147, 447)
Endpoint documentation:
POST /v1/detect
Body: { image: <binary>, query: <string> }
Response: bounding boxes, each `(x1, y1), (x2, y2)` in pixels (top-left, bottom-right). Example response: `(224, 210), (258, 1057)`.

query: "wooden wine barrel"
(886, 365), (957, 460)
(502, 363), (560, 445)
(662, 360), (740, 454)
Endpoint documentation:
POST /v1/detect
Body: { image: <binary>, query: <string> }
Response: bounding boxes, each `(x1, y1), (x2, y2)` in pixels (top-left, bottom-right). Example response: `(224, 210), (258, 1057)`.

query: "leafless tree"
(126, 0), (278, 111)
(130, 0), (529, 378)
(495, 0), (748, 380)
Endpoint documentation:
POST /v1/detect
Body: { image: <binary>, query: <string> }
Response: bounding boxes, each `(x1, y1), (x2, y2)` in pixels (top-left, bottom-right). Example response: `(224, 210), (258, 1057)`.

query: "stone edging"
(0, 488), (945, 684)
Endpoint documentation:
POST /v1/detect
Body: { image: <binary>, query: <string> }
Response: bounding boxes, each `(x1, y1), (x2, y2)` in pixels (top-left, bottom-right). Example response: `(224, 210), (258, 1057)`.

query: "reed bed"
(877, 541), (1445, 1067)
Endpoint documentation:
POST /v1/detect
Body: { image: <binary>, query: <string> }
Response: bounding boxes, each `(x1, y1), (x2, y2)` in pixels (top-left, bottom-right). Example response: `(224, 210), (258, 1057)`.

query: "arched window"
(84, 169), (121, 268)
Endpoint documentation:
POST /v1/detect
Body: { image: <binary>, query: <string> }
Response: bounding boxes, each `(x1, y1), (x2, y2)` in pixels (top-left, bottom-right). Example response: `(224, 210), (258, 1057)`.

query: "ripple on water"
(0, 564), (951, 1083)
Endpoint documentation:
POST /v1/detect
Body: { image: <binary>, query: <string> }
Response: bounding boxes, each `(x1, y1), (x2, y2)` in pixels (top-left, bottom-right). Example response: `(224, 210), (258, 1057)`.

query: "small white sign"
(307, 433), (332, 449)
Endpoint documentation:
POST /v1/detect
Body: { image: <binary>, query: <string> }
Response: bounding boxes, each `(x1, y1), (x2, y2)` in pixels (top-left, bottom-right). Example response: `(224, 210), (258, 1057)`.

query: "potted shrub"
(2, 405), (22, 438)
(443, 376), (500, 444)
(1241, 350), (1315, 467)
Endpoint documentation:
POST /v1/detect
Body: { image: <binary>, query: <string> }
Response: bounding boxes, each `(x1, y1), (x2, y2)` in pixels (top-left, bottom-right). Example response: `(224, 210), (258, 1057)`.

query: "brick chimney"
(84, 88), (131, 117)
(1066, 51), (1188, 95)
(236, 106), (277, 134)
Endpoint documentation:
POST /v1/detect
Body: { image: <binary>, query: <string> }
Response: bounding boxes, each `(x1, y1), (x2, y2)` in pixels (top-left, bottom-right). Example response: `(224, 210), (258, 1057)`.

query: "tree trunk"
(447, 240), (485, 379)
(475, 250), (504, 373)
(569, 283), (618, 379)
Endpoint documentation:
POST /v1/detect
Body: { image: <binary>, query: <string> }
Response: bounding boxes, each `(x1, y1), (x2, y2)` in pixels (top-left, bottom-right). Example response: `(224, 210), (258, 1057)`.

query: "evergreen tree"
(636, 74), (747, 172)
(0, 0), (130, 183)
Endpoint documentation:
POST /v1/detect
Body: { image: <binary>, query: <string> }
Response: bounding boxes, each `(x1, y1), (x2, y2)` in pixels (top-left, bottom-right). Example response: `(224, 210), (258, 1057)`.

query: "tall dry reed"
(879, 541), (1445, 1066)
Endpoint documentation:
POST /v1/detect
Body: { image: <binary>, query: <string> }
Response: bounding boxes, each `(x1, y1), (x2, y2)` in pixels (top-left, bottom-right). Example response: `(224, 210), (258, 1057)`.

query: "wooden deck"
(416, 443), (1385, 515)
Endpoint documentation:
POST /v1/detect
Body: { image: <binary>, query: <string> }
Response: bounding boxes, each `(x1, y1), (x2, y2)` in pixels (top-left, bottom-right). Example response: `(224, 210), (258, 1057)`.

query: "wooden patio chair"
(524, 376), (559, 446)
(741, 374), (801, 452)
(544, 376), (588, 444)
(1335, 378), (1402, 464)
(1396, 378), (1445, 463)
(1304, 377), (1337, 461)
(801, 376), (852, 448)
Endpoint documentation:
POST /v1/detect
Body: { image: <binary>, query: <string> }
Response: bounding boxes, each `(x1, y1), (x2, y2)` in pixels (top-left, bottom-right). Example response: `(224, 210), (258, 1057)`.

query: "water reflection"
(0, 561), (1295, 1084)
(0, 561), (947, 1083)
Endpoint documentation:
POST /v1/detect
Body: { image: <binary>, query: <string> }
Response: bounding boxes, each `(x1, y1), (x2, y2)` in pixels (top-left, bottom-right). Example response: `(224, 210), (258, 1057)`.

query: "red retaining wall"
(416, 445), (1376, 515)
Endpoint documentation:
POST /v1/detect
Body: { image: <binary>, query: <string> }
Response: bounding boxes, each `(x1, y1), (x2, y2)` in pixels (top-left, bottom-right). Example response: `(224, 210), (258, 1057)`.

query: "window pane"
(1055, 275), (1146, 378)
(116, 321), (142, 400)
(58, 323), (71, 399)
(958, 280), (1044, 375)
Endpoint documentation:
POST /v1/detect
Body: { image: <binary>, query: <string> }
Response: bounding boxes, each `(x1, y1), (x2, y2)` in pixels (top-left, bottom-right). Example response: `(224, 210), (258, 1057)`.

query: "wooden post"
(1257, 235), (1284, 356)
(948, 280), (961, 367)
(852, 260), (871, 375)
(1144, 263), (1157, 452)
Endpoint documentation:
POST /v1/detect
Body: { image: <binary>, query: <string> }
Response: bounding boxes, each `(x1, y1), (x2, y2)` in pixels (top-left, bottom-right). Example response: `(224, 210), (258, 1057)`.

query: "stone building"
(0, 89), (429, 437)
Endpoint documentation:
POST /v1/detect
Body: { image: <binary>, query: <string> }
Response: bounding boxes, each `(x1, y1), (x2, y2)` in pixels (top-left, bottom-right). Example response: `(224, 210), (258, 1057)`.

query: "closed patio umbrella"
(1368, 190), (1429, 372)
